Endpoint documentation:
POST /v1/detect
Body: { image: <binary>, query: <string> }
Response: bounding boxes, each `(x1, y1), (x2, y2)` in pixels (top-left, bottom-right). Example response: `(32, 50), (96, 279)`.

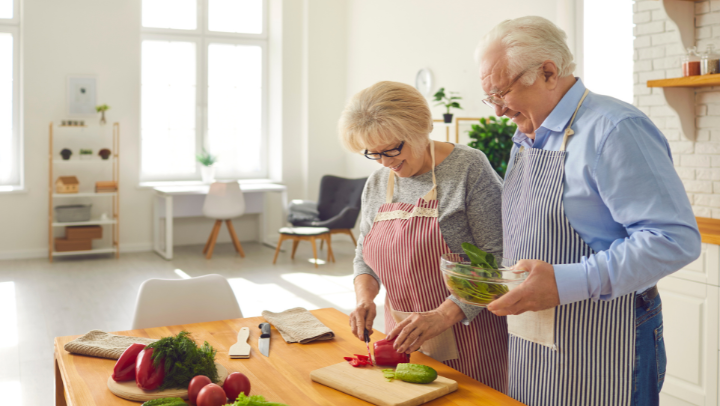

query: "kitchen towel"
(64, 330), (157, 359)
(262, 307), (334, 344)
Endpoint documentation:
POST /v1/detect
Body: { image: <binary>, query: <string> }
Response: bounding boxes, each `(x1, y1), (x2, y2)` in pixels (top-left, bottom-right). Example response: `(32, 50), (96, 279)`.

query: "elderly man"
(477, 16), (701, 406)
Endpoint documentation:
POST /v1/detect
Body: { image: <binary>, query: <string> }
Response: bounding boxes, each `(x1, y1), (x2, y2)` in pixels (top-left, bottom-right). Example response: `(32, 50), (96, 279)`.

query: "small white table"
(153, 183), (288, 260)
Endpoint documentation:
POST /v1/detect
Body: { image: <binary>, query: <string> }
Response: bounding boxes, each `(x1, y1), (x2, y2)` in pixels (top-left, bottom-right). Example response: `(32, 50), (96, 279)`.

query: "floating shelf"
(647, 74), (720, 88)
(53, 159), (112, 164)
(51, 218), (117, 227)
(53, 192), (117, 198)
(52, 247), (117, 257)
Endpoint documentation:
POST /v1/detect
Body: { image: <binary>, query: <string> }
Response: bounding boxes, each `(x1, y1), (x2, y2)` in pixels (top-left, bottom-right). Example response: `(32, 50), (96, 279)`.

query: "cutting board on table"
(310, 362), (458, 406)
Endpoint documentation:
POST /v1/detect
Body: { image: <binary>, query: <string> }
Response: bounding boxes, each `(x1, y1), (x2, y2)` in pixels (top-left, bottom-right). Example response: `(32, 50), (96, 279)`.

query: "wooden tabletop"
(697, 216), (720, 245)
(54, 308), (523, 406)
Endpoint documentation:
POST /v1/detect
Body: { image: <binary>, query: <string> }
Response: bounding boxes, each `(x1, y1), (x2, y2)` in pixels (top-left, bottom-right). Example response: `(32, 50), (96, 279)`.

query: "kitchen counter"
(54, 308), (524, 406)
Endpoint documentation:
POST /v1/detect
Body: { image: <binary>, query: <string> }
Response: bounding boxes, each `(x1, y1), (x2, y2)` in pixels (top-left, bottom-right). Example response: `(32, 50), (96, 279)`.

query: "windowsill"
(138, 178), (278, 189)
(0, 185), (28, 194)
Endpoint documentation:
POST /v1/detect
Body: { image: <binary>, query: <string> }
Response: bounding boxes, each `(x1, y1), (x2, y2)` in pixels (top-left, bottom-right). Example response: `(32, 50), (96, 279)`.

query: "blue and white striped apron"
(502, 89), (636, 406)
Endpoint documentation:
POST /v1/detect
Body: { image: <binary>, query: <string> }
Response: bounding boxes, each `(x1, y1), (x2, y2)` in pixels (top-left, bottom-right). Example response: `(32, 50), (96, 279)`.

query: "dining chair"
(203, 181), (246, 259)
(131, 274), (243, 330)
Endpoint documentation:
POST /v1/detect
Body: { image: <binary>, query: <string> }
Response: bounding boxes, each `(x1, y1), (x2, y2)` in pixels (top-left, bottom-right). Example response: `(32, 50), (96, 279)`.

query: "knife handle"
(259, 322), (271, 338)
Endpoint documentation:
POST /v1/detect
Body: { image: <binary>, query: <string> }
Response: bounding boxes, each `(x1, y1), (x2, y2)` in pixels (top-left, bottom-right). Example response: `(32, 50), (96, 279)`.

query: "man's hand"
(349, 301), (376, 341)
(386, 311), (451, 354)
(487, 259), (560, 316)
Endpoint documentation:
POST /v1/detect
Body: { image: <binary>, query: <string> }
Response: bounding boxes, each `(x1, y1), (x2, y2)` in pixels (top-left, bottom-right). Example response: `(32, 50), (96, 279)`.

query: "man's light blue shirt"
(506, 78), (701, 304)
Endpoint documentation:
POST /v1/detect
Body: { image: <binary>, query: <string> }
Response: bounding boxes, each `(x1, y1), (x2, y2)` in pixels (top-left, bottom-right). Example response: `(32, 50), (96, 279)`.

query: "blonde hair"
(475, 16), (576, 86)
(339, 81), (433, 157)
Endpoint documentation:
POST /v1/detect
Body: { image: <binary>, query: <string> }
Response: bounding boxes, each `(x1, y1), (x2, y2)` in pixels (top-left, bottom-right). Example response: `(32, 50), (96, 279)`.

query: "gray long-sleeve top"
(353, 144), (504, 322)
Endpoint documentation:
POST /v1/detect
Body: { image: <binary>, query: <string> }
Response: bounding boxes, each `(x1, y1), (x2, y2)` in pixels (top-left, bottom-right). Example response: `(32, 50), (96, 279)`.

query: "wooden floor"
(0, 240), (385, 406)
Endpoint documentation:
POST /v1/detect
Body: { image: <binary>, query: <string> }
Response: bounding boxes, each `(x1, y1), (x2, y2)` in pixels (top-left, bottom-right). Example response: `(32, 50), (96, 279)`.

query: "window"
(141, 0), (267, 182)
(0, 0), (20, 190)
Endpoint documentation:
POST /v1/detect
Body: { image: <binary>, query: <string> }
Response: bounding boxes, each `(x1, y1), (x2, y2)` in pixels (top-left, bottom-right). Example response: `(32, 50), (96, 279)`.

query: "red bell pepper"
(373, 338), (410, 367)
(136, 348), (165, 391)
(112, 343), (147, 382)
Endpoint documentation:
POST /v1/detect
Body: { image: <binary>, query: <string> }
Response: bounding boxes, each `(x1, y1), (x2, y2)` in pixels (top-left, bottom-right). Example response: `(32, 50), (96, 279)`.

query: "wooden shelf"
(52, 247), (117, 257)
(52, 218), (117, 227)
(53, 159), (112, 164)
(697, 217), (720, 245)
(53, 192), (117, 198)
(647, 74), (720, 88)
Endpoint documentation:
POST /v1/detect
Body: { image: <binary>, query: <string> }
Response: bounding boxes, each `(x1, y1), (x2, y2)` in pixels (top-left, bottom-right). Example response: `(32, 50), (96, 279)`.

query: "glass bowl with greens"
(440, 243), (528, 307)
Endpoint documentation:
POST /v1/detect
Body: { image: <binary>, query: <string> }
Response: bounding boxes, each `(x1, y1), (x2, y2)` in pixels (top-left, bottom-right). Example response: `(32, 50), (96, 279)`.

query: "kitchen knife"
(258, 323), (271, 357)
(364, 328), (373, 365)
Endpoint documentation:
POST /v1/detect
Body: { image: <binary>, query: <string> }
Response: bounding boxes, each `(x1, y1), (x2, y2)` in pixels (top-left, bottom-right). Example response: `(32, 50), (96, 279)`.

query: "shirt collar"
(512, 78), (585, 148)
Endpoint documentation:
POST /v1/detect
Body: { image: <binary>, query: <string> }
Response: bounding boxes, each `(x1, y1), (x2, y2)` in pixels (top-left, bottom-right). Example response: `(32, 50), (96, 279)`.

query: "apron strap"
(560, 89), (590, 152)
(385, 140), (438, 204)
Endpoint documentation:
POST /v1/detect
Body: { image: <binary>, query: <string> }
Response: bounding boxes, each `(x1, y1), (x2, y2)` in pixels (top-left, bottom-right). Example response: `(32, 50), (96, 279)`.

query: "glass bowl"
(440, 253), (528, 308)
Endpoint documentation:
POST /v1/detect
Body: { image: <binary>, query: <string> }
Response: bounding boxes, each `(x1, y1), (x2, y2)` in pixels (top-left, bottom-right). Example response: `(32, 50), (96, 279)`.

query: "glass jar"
(682, 47), (700, 77)
(701, 44), (720, 75)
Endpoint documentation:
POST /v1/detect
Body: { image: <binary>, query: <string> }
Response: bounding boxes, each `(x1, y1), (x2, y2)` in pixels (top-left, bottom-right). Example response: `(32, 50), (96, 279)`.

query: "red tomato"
(197, 383), (226, 406)
(188, 375), (213, 405)
(223, 372), (251, 402)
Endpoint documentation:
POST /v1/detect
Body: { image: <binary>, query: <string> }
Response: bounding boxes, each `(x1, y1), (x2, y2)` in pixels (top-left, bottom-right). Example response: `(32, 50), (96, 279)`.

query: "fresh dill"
(146, 331), (219, 390)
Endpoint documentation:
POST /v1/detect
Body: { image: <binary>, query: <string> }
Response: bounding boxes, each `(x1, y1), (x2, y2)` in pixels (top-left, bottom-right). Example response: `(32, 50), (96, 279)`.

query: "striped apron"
(363, 141), (509, 393)
(502, 90), (636, 406)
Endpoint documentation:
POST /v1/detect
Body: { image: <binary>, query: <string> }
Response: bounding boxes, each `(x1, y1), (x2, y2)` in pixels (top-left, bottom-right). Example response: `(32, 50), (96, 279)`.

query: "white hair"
(475, 16), (576, 86)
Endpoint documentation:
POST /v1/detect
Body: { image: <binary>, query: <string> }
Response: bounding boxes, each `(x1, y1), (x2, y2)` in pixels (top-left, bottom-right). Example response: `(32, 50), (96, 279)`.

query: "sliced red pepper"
(353, 354), (369, 361)
(349, 358), (362, 367)
(343, 356), (354, 362)
(112, 343), (146, 382)
(136, 348), (165, 390)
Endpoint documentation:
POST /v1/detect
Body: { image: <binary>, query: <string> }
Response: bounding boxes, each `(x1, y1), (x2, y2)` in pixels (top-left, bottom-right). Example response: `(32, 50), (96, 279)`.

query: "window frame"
(140, 0), (269, 183)
(0, 2), (22, 190)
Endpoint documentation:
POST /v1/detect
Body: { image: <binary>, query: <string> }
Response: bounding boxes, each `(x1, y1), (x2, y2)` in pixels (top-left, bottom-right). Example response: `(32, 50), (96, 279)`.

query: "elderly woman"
(339, 81), (507, 392)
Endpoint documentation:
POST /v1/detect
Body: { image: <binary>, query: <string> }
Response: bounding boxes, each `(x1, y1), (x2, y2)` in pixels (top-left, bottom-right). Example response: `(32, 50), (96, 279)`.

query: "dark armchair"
(291, 175), (367, 245)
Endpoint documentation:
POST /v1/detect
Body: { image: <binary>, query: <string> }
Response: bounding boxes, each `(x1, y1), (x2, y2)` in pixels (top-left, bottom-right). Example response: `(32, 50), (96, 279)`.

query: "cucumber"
(141, 397), (187, 406)
(393, 363), (438, 384)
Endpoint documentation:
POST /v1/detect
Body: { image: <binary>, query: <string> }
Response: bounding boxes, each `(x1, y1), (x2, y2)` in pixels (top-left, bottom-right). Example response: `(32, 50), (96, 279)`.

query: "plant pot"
(201, 165), (215, 184)
(98, 149), (111, 160)
(443, 114), (453, 124)
(60, 149), (72, 160)
(99, 110), (107, 125)
(80, 154), (92, 160)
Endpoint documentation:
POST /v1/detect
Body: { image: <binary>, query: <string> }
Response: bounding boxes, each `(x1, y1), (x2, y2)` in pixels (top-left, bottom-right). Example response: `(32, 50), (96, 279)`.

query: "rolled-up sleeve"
(554, 117), (701, 304)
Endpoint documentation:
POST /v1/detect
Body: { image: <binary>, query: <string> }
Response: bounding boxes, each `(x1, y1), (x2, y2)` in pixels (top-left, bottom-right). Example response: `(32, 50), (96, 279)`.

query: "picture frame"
(66, 75), (97, 116)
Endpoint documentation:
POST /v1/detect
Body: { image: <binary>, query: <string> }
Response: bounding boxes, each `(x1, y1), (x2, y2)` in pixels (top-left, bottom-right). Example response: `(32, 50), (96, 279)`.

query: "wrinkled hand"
(386, 311), (450, 354)
(487, 259), (560, 316)
(349, 301), (376, 341)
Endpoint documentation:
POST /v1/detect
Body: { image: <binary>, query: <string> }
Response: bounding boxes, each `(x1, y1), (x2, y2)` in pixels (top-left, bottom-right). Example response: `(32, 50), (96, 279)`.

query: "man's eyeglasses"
(482, 64), (540, 109)
(364, 141), (404, 160)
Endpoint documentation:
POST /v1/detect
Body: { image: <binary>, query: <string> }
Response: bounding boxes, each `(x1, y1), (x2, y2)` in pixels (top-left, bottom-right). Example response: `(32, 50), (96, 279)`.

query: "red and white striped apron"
(363, 141), (508, 392)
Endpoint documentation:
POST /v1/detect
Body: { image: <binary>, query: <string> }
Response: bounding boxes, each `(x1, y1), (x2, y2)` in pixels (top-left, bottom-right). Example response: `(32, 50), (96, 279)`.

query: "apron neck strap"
(386, 140), (438, 204)
(560, 89), (590, 152)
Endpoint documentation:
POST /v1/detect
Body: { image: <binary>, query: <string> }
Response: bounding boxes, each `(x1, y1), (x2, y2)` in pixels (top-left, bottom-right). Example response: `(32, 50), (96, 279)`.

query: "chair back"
(317, 175), (366, 223)
(202, 182), (245, 219)
(131, 274), (243, 330)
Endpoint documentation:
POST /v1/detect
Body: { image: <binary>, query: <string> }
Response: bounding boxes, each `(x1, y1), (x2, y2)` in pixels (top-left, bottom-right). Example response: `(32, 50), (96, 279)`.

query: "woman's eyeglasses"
(364, 141), (404, 160)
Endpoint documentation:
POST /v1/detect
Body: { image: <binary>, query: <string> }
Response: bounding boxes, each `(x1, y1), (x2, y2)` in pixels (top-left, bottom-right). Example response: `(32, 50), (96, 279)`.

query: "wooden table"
(54, 308), (523, 406)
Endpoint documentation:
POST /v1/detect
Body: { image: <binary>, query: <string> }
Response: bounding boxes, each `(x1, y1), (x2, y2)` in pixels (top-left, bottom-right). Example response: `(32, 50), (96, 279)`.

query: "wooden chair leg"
(325, 234), (335, 263)
(310, 237), (318, 268)
(225, 220), (245, 258)
(291, 239), (300, 259)
(273, 235), (286, 264)
(203, 220), (221, 254)
(206, 220), (222, 259)
(320, 239), (324, 250)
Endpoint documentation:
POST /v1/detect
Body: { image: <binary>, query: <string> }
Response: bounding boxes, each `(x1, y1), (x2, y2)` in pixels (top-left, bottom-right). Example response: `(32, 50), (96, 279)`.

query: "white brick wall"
(634, 0), (718, 218)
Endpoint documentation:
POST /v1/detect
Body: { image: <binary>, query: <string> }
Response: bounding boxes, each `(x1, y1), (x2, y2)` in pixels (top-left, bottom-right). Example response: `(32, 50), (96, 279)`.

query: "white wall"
(344, 0), (561, 178)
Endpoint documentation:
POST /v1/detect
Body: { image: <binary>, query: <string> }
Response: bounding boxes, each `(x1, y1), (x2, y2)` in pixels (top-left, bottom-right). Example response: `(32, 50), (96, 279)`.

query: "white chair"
(202, 181), (246, 259)
(131, 274), (243, 330)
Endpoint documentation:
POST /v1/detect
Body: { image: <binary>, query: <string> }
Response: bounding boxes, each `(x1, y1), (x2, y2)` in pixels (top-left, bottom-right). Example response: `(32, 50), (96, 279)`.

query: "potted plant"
(96, 104), (110, 125)
(98, 148), (112, 160)
(433, 88), (463, 123)
(60, 149), (72, 160)
(466, 116), (516, 177)
(79, 149), (93, 160)
(196, 148), (218, 183)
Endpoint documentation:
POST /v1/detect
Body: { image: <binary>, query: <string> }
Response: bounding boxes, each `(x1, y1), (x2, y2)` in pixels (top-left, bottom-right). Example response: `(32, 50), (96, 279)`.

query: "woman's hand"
(386, 299), (465, 353)
(349, 300), (377, 340)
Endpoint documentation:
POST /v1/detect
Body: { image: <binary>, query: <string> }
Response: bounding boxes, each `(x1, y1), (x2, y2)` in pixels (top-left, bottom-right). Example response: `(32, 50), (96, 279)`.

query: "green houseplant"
(466, 116), (516, 178)
(96, 104), (110, 125)
(433, 88), (462, 123)
(196, 148), (218, 183)
(79, 149), (93, 161)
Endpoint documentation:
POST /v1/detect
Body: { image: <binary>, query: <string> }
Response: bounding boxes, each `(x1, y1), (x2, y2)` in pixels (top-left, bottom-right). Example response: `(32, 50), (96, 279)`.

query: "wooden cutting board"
(107, 362), (228, 402)
(310, 362), (458, 406)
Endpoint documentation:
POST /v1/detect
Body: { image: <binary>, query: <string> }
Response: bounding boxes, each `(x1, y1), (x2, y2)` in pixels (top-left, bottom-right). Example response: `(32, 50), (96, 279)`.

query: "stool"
(272, 227), (335, 268)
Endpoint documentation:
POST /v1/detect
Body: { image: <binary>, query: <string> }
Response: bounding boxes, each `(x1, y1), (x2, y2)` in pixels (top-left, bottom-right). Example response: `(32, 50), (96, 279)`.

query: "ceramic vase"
(201, 165), (215, 184)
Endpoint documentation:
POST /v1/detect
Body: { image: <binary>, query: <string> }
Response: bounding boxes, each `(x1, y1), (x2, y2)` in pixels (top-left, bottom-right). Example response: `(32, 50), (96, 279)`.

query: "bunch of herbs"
(147, 331), (219, 390)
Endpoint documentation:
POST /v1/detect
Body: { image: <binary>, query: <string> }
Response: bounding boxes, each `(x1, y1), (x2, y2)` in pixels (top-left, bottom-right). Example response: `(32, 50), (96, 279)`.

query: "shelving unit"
(647, 74), (720, 88)
(48, 122), (120, 261)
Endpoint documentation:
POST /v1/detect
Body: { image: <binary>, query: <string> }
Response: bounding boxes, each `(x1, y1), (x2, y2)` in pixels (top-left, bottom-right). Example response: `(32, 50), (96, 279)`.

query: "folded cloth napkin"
(261, 307), (334, 344)
(64, 330), (158, 360)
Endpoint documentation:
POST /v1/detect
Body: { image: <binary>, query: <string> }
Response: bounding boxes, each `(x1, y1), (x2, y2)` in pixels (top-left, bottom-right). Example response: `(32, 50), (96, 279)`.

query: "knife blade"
(258, 323), (271, 357)
(364, 328), (373, 366)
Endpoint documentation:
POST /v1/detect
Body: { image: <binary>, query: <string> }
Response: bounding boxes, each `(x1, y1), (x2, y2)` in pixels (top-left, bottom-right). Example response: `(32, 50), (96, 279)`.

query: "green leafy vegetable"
(141, 397), (186, 406)
(446, 244), (509, 306)
(230, 393), (289, 406)
(146, 331), (219, 390)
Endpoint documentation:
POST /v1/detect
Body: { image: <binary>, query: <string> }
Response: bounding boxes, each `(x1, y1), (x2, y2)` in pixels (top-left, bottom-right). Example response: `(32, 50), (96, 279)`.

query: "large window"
(141, 0), (267, 182)
(0, 0), (20, 190)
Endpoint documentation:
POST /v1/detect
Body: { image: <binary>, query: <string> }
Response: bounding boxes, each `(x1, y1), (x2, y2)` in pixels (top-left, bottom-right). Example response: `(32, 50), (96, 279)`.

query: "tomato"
(188, 375), (213, 405)
(196, 383), (227, 406)
(223, 372), (251, 402)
